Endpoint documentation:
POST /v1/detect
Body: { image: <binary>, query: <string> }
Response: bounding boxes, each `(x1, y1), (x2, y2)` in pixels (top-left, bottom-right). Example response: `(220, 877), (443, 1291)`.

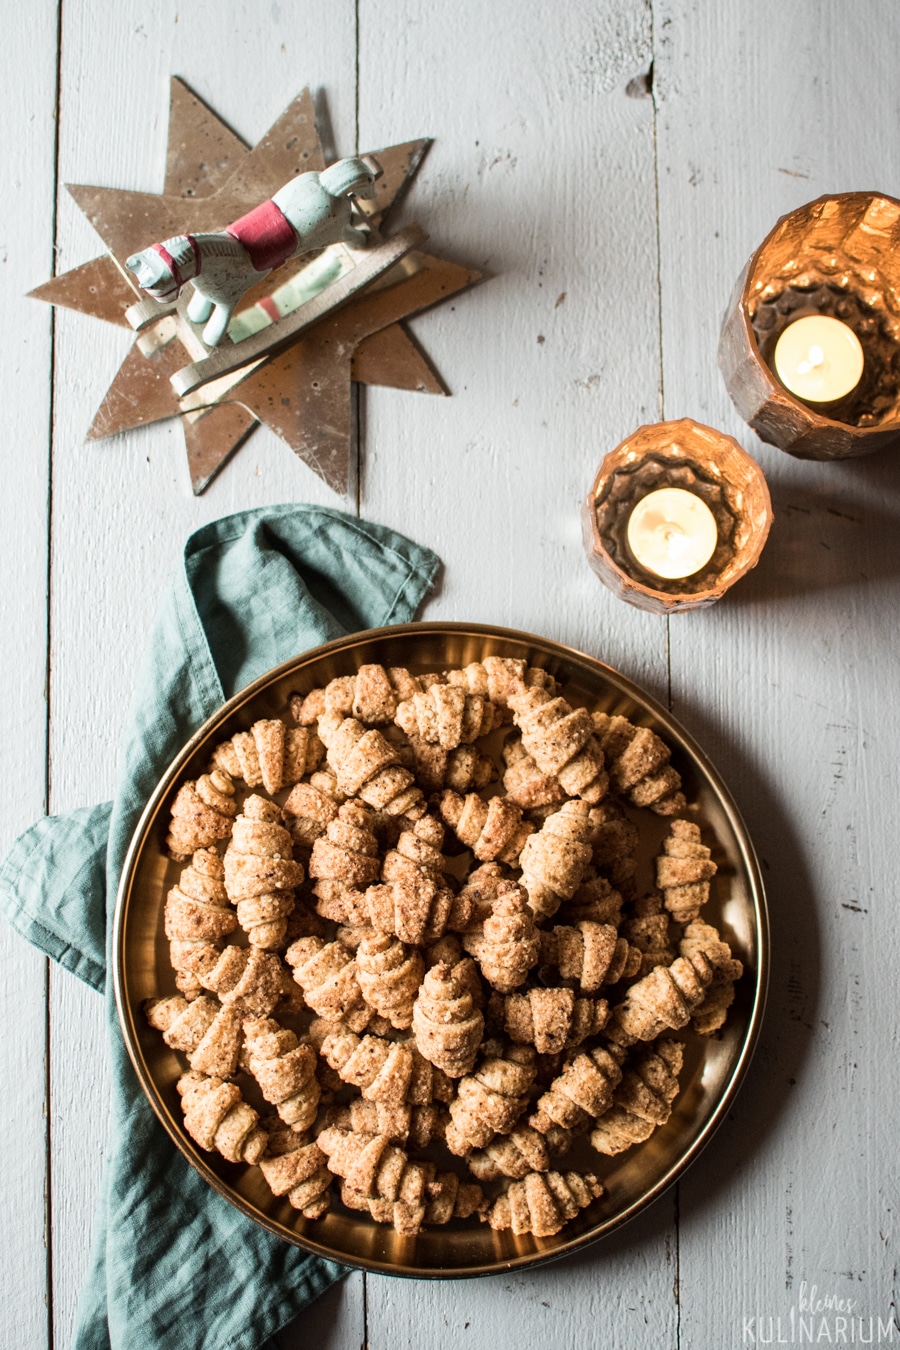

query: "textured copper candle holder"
(582, 419), (773, 614)
(719, 192), (900, 460)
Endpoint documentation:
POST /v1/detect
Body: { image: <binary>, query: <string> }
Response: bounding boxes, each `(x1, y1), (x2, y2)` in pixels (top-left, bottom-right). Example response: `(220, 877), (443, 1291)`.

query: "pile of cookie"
(145, 657), (743, 1241)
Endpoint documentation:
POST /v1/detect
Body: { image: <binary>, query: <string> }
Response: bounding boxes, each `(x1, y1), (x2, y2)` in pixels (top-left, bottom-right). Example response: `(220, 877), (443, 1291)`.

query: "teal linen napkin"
(0, 505), (440, 1350)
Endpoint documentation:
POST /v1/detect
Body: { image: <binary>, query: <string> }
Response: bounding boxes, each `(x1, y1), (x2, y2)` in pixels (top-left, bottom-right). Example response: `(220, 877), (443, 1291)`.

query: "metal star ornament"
(31, 79), (482, 493)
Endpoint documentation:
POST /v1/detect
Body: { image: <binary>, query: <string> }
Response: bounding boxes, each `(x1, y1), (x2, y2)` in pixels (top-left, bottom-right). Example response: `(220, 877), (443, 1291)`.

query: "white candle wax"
(626, 487), (718, 580)
(772, 314), (864, 403)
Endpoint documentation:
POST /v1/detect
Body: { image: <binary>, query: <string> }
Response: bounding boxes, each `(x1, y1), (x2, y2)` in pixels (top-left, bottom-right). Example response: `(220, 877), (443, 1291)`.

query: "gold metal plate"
(113, 623), (768, 1278)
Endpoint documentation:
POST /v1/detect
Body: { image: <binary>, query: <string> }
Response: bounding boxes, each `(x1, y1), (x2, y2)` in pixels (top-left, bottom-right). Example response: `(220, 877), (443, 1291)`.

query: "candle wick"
(796, 344), (825, 377)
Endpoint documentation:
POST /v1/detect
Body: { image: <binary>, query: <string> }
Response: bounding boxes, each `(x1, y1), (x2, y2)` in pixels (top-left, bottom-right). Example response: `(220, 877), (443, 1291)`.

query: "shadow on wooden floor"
(727, 448), (900, 605)
(670, 693), (823, 1227)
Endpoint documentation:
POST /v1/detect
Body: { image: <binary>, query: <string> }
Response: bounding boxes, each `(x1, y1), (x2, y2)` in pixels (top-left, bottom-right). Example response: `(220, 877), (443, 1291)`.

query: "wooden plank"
(654, 0), (900, 1343)
(0, 3), (60, 1347)
(47, 4), (362, 1344)
(357, 0), (670, 695)
(362, 1202), (679, 1350)
(276, 1270), (365, 1350)
(358, 0), (675, 1342)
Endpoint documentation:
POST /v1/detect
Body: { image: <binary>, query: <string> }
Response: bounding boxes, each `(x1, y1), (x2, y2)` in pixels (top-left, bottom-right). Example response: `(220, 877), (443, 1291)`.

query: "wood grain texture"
(358, 0), (671, 703)
(364, 1200), (679, 1350)
(653, 0), (900, 1342)
(358, 0), (675, 1340)
(0, 2), (59, 1348)
(275, 1270), (365, 1350)
(45, 2), (359, 1344)
(3, 1), (898, 1347)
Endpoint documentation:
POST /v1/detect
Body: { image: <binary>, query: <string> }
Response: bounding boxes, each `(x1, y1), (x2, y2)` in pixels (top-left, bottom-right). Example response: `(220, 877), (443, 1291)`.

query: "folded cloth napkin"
(0, 504), (440, 1350)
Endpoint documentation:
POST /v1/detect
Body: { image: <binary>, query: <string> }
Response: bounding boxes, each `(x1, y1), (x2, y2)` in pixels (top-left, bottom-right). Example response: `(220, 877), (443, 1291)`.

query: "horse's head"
(125, 247), (178, 299)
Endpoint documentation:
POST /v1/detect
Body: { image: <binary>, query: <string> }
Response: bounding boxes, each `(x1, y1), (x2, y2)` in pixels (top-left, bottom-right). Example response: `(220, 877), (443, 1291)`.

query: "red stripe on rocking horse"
(226, 199), (297, 273)
(258, 295), (281, 323)
(151, 242), (185, 293)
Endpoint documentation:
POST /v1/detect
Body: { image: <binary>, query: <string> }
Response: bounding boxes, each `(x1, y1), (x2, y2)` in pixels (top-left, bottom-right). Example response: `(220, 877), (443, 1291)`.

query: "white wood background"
(2, 1), (898, 1346)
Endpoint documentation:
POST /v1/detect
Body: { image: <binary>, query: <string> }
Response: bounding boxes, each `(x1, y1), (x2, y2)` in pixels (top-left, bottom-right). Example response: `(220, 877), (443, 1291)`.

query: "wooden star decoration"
(30, 79), (482, 493)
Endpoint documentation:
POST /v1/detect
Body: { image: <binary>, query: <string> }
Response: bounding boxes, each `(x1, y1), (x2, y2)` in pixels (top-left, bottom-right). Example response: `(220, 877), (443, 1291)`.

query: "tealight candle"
(584, 418), (773, 613)
(721, 192), (900, 459)
(626, 487), (718, 580)
(772, 314), (864, 404)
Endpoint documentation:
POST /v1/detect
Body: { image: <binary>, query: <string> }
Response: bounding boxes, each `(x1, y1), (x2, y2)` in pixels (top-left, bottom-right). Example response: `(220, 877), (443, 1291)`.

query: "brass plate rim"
(112, 620), (769, 1279)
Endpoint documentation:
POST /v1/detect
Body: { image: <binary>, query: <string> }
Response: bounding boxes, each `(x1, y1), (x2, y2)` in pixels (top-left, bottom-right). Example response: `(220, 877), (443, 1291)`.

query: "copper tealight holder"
(582, 418), (773, 614)
(719, 192), (900, 459)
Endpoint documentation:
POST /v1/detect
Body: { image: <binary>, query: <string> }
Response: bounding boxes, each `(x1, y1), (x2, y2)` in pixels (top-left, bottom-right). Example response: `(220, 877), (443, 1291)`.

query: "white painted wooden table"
(3, 2), (898, 1346)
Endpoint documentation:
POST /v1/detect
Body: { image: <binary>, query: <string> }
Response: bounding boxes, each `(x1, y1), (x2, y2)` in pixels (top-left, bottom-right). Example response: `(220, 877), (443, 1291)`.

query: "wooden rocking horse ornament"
(28, 79), (484, 494)
(125, 154), (383, 347)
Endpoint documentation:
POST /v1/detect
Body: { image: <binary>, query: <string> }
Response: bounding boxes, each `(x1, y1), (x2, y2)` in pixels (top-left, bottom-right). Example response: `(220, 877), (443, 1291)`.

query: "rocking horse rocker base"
(165, 222), (427, 400)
